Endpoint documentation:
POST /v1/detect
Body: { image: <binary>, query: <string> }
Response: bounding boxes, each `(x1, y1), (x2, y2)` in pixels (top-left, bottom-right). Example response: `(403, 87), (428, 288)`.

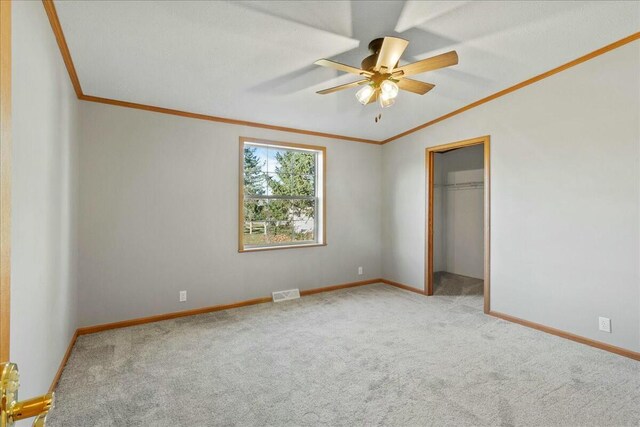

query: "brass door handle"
(32, 414), (48, 427)
(9, 393), (55, 423)
(1, 363), (55, 427)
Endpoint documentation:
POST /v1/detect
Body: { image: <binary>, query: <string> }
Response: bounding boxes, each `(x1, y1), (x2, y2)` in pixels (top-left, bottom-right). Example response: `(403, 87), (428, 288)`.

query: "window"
(239, 138), (325, 252)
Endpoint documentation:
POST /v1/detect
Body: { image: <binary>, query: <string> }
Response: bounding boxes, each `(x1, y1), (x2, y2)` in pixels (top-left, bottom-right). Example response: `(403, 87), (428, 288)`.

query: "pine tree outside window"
(239, 138), (325, 251)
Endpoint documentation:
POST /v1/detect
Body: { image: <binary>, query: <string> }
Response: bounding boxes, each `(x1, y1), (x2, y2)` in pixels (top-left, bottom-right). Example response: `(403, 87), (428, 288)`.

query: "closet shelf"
(435, 181), (484, 190)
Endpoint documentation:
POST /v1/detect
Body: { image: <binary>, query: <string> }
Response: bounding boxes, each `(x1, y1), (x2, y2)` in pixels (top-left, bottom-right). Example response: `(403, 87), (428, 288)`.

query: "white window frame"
(238, 137), (326, 252)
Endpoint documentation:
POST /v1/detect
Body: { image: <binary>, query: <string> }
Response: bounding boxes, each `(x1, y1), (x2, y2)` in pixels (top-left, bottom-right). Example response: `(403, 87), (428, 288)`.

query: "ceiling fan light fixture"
(379, 94), (396, 108)
(355, 85), (375, 105)
(380, 80), (399, 99)
(314, 37), (457, 112)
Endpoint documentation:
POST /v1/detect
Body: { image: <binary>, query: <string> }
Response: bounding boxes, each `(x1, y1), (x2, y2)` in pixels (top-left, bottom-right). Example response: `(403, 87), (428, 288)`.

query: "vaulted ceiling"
(54, 1), (639, 141)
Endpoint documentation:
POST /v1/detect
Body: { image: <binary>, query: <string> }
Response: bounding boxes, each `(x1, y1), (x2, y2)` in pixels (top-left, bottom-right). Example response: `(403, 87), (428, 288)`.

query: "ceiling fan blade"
(397, 78), (435, 95)
(316, 79), (369, 95)
(394, 51), (458, 77)
(314, 59), (373, 76)
(375, 37), (409, 71)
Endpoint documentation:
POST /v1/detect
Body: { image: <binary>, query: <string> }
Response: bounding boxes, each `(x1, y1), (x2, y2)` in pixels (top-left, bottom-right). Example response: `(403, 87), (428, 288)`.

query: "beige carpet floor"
(48, 280), (639, 426)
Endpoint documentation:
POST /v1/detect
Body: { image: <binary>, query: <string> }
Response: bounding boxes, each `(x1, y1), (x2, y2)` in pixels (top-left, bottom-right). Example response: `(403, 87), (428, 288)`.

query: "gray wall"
(11, 0), (79, 401)
(77, 102), (382, 327)
(382, 41), (640, 352)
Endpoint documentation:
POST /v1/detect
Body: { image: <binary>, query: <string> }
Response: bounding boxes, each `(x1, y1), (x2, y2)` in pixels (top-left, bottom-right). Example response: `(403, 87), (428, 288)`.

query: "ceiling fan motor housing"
(361, 54), (377, 72)
(361, 37), (399, 72)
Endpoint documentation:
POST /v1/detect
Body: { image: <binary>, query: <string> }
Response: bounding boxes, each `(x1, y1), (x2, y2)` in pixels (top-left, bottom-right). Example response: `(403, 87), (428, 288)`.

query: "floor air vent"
(272, 289), (300, 303)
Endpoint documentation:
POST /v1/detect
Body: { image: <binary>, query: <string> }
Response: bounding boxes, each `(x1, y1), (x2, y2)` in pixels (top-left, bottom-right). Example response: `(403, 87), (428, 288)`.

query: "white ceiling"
(55, 1), (639, 141)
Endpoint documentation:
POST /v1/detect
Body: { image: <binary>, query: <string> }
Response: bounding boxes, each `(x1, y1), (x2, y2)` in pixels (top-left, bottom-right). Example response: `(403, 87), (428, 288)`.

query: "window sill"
(239, 243), (326, 253)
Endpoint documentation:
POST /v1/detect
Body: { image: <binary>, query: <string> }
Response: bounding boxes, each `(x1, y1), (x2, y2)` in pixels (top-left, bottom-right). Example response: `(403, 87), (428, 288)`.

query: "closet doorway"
(426, 136), (490, 313)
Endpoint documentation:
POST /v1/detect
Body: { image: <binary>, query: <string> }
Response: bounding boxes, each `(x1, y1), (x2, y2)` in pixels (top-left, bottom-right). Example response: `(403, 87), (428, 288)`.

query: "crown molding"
(78, 95), (380, 144)
(42, 1), (639, 147)
(41, 0), (380, 145)
(381, 32), (640, 144)
(42, 0), (82, 97)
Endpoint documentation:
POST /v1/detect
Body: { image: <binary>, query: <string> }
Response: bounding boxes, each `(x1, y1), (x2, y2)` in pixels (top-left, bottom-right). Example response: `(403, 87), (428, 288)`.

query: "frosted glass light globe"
(380, 80), (399, 99)
(379, 94), (396, 108)
(355, 85), (375, 105)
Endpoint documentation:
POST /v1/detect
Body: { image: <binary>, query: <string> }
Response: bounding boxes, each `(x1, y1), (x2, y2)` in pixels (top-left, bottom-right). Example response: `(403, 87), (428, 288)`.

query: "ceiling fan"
(314, 37), (458, 109)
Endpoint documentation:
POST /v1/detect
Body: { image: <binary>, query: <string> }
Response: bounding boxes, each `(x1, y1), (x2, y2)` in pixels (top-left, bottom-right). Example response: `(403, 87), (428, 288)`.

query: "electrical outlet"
(598, 316), (611, 333)
(358, 266), (363, 275)
(179, 291), (187, 302)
